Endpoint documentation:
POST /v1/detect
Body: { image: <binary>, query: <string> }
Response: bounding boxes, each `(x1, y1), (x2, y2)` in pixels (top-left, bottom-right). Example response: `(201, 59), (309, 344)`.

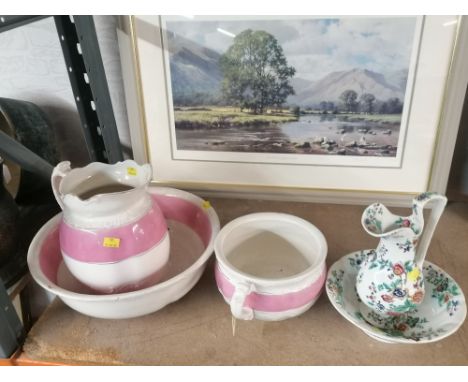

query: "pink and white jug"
(51, 160), (170, 293)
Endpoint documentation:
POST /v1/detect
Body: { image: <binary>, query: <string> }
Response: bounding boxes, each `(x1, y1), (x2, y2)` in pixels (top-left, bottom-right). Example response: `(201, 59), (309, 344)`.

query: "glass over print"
(163, 16), (420, 168)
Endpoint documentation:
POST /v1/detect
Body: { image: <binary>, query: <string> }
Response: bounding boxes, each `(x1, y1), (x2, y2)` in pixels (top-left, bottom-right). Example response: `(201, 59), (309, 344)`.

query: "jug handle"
(413, 192), (448, 268)
(51, 161), (71, 210)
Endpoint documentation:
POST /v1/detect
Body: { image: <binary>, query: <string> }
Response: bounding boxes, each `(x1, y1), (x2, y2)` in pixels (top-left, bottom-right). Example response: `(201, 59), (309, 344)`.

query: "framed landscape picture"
(163, 16), (420, 169)
(118, 15), (466, 203)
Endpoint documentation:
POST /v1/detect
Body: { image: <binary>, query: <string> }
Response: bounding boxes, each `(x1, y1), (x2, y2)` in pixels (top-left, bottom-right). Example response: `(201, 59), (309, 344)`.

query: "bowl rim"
(214, 212), (327, 286)
(27, 186), (220, 302)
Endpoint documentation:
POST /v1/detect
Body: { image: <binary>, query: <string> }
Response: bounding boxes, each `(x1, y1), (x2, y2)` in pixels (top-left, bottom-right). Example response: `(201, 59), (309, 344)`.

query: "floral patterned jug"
(356, 192), (447, 315)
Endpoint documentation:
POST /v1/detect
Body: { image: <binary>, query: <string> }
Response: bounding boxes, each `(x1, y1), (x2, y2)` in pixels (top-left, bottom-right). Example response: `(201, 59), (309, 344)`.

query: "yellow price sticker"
(127, 167), (137, 176)
(103, 237), (120, 248)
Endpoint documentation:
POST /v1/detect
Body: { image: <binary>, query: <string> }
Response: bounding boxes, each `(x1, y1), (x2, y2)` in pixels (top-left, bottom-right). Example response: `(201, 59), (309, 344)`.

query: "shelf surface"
(21, 197), (468, 365)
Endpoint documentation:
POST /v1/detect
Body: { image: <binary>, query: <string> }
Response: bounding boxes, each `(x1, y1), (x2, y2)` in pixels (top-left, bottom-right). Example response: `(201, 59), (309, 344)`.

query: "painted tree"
(387, 97), (403, 114)
(219, 29), (296, 114)
(360, 93), (376, 113)
(339, 90), (358, 113)
(327, 101), (336, 112)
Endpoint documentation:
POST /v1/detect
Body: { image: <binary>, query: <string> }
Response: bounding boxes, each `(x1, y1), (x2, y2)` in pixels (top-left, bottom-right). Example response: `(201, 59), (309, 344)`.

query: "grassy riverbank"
(174, 106), (298, 129)
(174, 106), (401, 129)
(338, 113), (401, 123)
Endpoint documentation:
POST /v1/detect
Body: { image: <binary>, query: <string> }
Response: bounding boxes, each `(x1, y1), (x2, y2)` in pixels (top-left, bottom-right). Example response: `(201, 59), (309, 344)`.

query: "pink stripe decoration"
(152, 194), (212, 247)
(215, 263), (326, 313)
(39, 227), (61, 284)
(60, 202), (167, 263)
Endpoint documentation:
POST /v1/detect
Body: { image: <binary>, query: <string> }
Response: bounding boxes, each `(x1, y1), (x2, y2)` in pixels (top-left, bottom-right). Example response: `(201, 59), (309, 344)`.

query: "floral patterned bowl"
(326, 250), (466, 344)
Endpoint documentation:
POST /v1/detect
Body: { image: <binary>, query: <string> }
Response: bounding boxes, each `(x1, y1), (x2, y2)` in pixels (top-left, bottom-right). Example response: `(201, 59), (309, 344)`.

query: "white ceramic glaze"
(356, 192), (447, 315)
(51, 160), (170, 292)
(214, 213), (327, 321)
(326, 250), (466, 344)
(27, 187), (220, 319)
(61, 234), (170, 293)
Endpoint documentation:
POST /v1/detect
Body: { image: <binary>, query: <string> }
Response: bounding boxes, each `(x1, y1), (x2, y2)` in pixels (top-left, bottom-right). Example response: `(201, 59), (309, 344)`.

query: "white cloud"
(165, 16), (417, 81)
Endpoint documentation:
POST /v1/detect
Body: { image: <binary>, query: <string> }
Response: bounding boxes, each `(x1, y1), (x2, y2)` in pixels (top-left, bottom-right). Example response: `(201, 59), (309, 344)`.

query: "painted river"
(175, 114), (400, 157)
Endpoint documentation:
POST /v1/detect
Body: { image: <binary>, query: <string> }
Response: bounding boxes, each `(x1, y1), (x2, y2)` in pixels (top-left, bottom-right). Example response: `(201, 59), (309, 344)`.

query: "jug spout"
(51, 161), (72, 210)
(361, 202), (418, 239)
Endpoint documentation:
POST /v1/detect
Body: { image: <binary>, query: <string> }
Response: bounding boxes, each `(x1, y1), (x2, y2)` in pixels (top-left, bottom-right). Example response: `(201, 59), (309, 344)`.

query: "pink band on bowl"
(39, 227), (61, 284)
(60, 202), (167, 263)
(215, 263), (326, 313)
(151, 194), (211, 247)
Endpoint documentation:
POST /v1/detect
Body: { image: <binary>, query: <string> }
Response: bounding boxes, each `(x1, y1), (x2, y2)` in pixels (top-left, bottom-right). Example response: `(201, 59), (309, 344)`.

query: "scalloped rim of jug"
(59, 160), (152, 204)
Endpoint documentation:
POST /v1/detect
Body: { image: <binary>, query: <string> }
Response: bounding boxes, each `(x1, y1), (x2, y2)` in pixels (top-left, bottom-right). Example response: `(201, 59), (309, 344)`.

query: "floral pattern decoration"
(358, 196), (429, 315)
(326, 251), (465, 343)
(326, 269), (345, 307)
(359, 256), (424, 314)
(363, 203), (384, 234)
(425, 264), (461, 316)
(356, 310), (445, 341)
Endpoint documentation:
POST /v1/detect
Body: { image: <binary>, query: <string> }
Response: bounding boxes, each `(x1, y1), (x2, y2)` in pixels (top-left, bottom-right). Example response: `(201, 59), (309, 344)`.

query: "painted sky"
(164, 16), (418, 82)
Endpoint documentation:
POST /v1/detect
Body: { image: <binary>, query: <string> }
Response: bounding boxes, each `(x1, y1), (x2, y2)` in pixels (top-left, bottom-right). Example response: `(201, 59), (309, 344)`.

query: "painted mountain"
(166, 33), (222, 104)
(288, 68), (407, 107)
(166, 36), (408, 107)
